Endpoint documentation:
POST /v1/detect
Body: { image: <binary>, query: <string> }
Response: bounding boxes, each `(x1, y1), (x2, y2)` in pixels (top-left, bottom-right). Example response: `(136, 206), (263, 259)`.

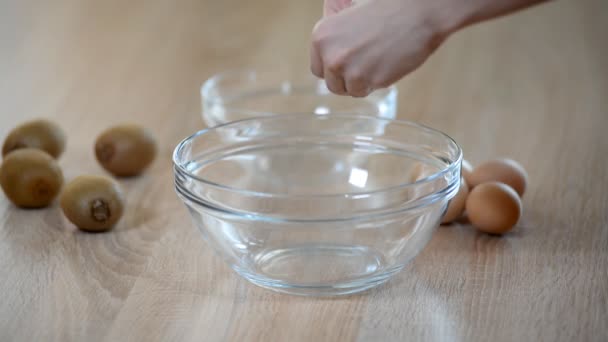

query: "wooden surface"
(1, 0), (607, 341)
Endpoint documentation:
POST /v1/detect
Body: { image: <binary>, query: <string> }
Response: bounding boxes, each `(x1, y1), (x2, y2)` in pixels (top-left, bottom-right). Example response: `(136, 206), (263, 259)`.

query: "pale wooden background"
(0, 0), (607, 341)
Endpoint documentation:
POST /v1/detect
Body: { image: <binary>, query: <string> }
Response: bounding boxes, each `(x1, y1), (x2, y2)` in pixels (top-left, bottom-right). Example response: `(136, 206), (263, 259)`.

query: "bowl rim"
(200, 68), (398, 119)
(172, 113), (462, 200)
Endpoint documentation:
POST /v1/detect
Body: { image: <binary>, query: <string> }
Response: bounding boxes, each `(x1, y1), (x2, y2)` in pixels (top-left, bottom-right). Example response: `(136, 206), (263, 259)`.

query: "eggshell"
(468, 158), (528, 197)
(466, 182), (522, 234)
(441, 177), (469, 224)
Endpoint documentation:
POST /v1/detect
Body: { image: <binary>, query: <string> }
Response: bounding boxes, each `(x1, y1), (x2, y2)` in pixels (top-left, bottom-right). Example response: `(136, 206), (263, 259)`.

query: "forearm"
(432, 0), (552, 36)
(311, 0), (553, 96)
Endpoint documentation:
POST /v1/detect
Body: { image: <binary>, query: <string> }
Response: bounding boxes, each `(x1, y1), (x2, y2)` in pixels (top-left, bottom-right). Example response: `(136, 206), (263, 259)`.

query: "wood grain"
(0, 0), (606, 341)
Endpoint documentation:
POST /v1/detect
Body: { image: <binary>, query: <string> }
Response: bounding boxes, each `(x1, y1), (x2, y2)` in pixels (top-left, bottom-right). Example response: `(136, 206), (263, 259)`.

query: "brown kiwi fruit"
(60, 175), (125, 232)
(94, 124), (157, 177)
(0, 148), (64, 208)
(2, 119), (66, 158)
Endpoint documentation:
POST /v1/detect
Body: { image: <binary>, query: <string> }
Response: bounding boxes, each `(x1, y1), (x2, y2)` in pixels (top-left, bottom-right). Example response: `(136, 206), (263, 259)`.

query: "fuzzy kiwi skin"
(60, 175), (125, 232)
(94, 124), (157, 177)
(0, 148), (64, 208)
(2, 119), (66, 159)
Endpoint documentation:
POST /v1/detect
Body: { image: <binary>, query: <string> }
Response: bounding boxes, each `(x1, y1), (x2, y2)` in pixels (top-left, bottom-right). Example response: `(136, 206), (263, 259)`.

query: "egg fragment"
(441, 177), (469, 224)
(468, 158), (528, 197)
(466, 182), (522, 234)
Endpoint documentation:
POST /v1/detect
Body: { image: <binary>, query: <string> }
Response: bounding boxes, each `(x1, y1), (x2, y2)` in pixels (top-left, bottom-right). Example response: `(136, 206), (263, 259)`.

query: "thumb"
(323, 0), (354, 16)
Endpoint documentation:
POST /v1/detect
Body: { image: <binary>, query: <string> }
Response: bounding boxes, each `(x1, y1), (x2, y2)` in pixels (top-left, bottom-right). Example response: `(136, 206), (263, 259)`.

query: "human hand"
(310, 0), (449, 97)
(311, 0), (550, 97)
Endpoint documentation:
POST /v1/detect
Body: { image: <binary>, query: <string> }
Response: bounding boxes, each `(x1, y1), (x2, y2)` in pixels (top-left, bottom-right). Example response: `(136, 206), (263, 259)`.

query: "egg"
(441, 177), (469, 224)
(468, 158), (528, 197)
(466, 182), (522, 234)
(461, 159), (473, 185)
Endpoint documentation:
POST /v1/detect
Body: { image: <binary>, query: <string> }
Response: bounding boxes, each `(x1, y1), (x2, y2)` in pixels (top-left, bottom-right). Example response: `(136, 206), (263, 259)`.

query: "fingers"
(311, 44), (373, 97)
(344, 71), (372, 98)
(311, 5), (377, 97)
(310, 48), (324, 78)
(310, 23), (324, 78)
(311, 44), (375, 97)
(324, 68), (347, 95)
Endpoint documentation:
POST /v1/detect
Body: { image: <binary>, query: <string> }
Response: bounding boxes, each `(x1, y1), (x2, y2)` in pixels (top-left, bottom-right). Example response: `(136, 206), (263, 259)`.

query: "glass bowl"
(201, 69), (398, 126)
(173, 114), (461, 296)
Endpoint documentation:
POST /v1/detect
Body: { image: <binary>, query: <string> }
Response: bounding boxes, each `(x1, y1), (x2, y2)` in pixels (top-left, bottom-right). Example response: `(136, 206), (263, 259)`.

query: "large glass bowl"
(201, 69), (397, 126)
(173, 114), (461, 296)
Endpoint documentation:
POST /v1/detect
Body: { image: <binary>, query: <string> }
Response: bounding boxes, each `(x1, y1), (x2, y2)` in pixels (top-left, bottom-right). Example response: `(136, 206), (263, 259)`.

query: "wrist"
(427, 0), (551, 37)
(423, 1), (476, 39)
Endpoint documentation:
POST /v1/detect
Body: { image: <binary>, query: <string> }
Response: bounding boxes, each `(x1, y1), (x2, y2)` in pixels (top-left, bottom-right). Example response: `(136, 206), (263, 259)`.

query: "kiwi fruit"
(60, 175), (125, 232)
(2, 119), (66, 159)
(0, 148), (64, 208)
(94, 124), (157, 177)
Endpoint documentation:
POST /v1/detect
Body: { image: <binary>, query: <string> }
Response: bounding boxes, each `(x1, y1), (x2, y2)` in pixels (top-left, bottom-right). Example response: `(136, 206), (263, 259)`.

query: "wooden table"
(1, 1), (606, 341)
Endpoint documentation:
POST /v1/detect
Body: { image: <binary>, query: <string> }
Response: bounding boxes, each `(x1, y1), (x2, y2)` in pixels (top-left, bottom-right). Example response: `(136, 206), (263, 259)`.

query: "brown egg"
(466, 182), (522, 234)
(441, 177), (469, 224)
(461, 159), (473, 185)
(468, 158), (528, 197)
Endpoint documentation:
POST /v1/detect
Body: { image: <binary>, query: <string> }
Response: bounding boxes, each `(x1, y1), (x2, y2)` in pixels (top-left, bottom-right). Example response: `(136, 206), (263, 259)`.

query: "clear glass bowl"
(201, 69), (398, 126)
(173, 114), (461, 296)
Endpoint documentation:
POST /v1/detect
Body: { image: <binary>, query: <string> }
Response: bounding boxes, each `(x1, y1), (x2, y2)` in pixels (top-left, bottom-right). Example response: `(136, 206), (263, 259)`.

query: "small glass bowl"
(201, 69), (398, 126)
(173, 114), (461, 296)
